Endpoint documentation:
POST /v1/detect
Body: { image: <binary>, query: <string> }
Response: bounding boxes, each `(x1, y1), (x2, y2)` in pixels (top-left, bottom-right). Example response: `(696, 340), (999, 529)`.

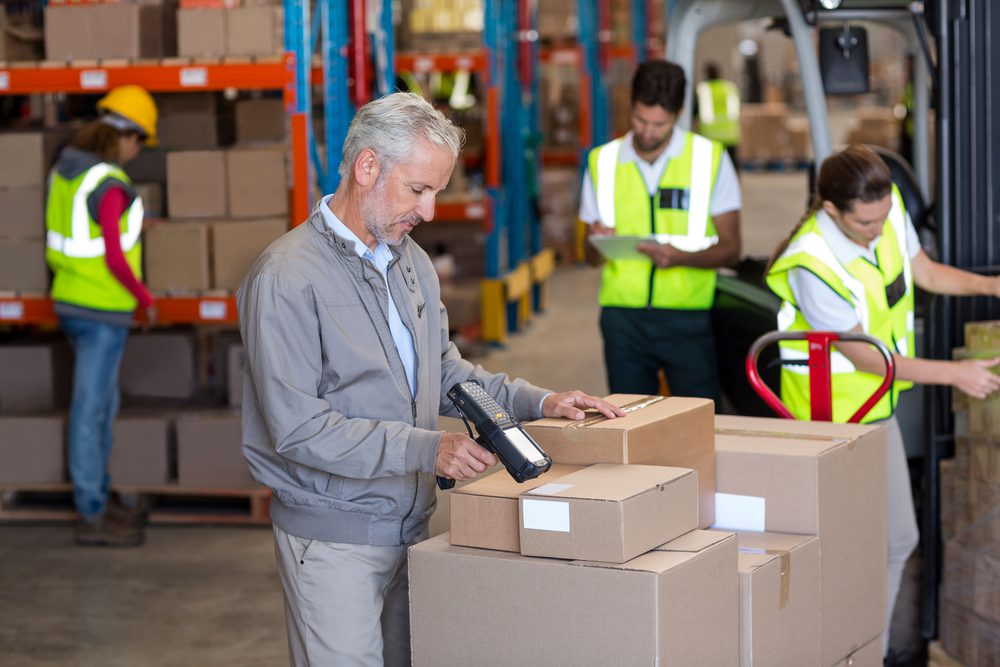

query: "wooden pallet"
(0, 482), (270, 526)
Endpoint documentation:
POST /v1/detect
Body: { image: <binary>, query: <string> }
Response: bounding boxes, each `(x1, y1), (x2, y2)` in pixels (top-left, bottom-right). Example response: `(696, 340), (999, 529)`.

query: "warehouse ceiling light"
(818, 0), (842, 8)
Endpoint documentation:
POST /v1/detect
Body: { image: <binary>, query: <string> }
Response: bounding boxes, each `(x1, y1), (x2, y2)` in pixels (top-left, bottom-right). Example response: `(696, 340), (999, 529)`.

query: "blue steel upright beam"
(320, 0), (355, 194)
(504, 0), (526, 279)
(284, 0), (313, 195)
(483, 0), (505, 280)
(373, 0), (396, 96)
(632, 0), (648, 62)
(578, 0), (609, 147)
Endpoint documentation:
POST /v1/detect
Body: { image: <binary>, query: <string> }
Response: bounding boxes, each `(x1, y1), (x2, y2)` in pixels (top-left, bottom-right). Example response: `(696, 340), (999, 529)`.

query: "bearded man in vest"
(580, 59), (742, 402)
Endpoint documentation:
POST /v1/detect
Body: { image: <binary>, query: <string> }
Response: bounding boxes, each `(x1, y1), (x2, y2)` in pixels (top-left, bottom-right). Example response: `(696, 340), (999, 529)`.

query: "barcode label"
(180, 67), (208, 87)
(80, 70), (108, 89)
(199, 300), (227, 320)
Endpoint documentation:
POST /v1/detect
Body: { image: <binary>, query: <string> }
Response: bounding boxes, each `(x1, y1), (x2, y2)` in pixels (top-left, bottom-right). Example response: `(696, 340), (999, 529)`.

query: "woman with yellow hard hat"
(46, 84), (158, 547)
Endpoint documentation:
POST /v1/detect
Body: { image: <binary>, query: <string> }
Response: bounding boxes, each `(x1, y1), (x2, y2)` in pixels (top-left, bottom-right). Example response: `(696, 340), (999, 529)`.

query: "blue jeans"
(60, 315), (130, 519)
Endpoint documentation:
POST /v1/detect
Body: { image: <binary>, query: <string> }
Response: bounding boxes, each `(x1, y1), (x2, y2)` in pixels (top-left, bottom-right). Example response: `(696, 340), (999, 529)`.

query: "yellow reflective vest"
(46, 160), (144, 312)
(588, 132), (724, 310)
(765, 185), (915, 423)
(695, 79), (741, 147)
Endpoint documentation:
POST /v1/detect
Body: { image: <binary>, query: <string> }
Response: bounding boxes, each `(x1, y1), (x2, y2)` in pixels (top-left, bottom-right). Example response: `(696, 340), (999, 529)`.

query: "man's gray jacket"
(237, 205), (550, 546)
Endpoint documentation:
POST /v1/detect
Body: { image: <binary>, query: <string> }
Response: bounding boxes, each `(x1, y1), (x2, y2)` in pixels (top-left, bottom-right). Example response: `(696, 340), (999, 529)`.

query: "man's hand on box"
(435, 432), (497, 482)
(542, 391), (626, 421)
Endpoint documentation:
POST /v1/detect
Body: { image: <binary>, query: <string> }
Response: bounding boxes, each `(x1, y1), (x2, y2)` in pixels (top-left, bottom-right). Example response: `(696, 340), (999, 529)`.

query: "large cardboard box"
(109, 415), (171, 486)
(0, 238), (47, 292)
(0, 416), (65, 483)
(738, 532), (821, 666)
(0, 131), (71, 190)
(144, 221), (211, 292)
(166, 151), (227, 219)
(177, 8), (226, 58)
(714, 415), (888, 666)
(155, 94), (218, 150)
(45, 4), (170, 60)
(226, 6), (283, 57)
(0, 345), (57, 413)
(409, 530), (739, 667)
(225, 148), (288, 218)
(0, 188), (43, 238)
(449, 464), (583, 552)
(124, 150), (168, 184)
(210, 218), (286, 290)
(0, 7), (42, 62)
(524, 394), (716, 527)
(176, 411), (256, 487)
(133, 183), (164, 218)
(831, 637), (882, 667)
(234, 98), (286, 144)
(120, 332), (197, 399)
(519, 463), (698, 563)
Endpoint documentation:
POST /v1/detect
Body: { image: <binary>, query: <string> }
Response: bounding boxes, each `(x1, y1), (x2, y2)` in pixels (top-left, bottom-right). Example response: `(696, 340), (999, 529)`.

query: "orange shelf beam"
(0, 295), (239, 326)
(434, 198), (492, 231)
(395, 50), (489, 74)
(540, 147), (581, 167)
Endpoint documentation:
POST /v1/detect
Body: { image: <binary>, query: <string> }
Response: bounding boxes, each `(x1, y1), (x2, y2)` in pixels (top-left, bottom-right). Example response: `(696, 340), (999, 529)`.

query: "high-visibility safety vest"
(765, 185), (915, 423)
(46, 161), (144, 312)
(695, 79), (741, 147)
(589, 132), (724, 310)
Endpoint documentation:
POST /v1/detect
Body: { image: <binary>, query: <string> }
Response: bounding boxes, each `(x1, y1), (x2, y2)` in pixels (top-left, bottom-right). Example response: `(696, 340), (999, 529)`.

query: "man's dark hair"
(631, 60), (687, 113)
(705, 62), (721, 80)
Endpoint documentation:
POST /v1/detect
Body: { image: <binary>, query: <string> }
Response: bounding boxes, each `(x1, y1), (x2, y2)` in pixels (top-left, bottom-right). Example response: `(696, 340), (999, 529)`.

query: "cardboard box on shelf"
(0, 238), (47, 292)
(177, 8), (226, 58)
(133, 183), (164, 218)
(0, 187), (44, 239)
(144, 221), (211, 292)
(524, 394), (716, 527)
(737, 532), (821, 667)
(166, 151), (227, 219)
(714, 415), (888, 666)
(0, 345), (61, 414)
(519, 463), (698, 563)
(45, 3), (172, 61)
(439, 282), (480, 330)
(226, 6), (283, 57)
(0, 416), (65, 484)
(210, 218), (286, 290)
(449, 464), (585, 552)
(109, 414), (171, 486)
(155, 93), (218, 150)
(740, 103), (791, 163)
(234, 98), (286, 144)
(176, 411), (256, 487)
(124, 150), (167, 184)
(409, 530), (738, 667)
(0, 7), (43, 62)
(225, 148), (287, 218)
(0, 130), (73, 190)
(120, 331), (197, 400)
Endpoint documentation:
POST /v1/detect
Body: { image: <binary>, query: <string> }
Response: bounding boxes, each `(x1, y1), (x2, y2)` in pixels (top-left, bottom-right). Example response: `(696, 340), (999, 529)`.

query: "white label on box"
(80, 70), (108, 90)
(0, 301), (24, 320)
(414, 58), (434, 73)
(528, 483), (573, 496)
(0, 72), (9, 91)
(180, 67), (209, 87)
(198, 300), (228, 320)
(465, 204), (486, 219)
(522, 499), (570, 532)
(713, 492), (766, 532)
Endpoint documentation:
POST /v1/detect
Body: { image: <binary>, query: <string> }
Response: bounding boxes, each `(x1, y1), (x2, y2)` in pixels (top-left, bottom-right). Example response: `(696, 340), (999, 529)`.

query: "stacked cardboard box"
(175, 410), (255, 487)
(0, 7), (43, 62)
(941, 321), (1000, 663)
(740, 103), (793, 164)
(177, 5), (283, 58)
(411, 395), (740, 665)
(44, 1), (179, 61)
(714, 415), (888, 666)
(846, 107), (901, 154)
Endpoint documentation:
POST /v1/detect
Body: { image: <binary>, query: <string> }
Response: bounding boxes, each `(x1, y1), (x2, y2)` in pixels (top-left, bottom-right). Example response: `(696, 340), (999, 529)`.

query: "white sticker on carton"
(528, 483), (573, 496)
(522, 499), (570, 532)
(0, 301), (24, 320)
(0, 72), (9, 91)
(199, 300), (227, 320)
(80, 70), (108, 90)
(180, 67), (209, 87)
(712, 492), (766, 532)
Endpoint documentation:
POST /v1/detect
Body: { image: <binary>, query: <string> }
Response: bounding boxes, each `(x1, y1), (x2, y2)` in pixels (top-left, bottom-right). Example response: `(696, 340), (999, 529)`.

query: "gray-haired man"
(237, 93), (623, 665)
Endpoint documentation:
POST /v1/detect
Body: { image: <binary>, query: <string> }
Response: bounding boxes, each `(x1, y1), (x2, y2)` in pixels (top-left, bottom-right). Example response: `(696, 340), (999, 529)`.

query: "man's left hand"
(541, 391), (626, 421)
(637, 241), (681, 269)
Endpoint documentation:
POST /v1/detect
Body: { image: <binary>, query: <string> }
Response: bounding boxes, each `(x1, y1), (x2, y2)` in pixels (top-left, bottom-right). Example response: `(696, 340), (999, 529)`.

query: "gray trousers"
(272, 525), (410, 667)
(883, 416), (920, 655)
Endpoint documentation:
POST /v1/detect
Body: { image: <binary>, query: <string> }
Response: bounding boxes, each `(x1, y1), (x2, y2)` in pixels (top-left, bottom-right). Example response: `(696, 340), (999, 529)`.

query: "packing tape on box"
(715, 427), (857, 449)
(738, 547), (792, 609)
(566, 395), (665, 429)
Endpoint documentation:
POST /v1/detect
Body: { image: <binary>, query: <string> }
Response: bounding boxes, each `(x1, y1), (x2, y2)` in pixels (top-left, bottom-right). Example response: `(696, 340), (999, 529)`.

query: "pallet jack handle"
(746, 331), (896, 423)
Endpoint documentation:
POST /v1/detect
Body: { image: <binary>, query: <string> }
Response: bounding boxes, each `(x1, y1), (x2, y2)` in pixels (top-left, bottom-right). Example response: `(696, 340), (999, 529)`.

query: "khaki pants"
(883, 416), (920, 656)
(272, 525), (410, 667)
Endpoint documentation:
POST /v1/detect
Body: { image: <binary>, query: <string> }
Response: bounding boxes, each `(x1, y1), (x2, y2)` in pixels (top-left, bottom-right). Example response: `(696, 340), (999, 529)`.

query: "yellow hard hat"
(97, 85), (158, 146)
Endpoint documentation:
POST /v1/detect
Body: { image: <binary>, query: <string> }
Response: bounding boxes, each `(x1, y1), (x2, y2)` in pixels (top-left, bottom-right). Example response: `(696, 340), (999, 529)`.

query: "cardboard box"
(0, 7), (42, 62)
(234, 98), (286, 144)
(177, 8), (226, 58)
(0, 416), (65, 483)
(227, 342), (245, 408)
(124, 150), (168, 184)
(144, 221), (211, 292)
(134, 183), (164, 218)
(155, 93), (218, 150)
(0, 131), (71, 190)
(225, 148), (287, 218)
(831, 637), (882, 667)
(45, 4), (169, 61)
(409, 530), (738, 667)
(176, 411), (256, 487)
(524, 394), (716, 527)
(519, 463), (698, 563)
(210, 218), (286, 290)
(109, 415), (171, 486)
(166, 151), (227, 219)
(737, 532), (821, 666)
(226, 6), (282, 56)
(0, 238), (47, 292)
(449, 464), (584, 552)
(0, 345), (58, 413)
(120, 332), (197, 399)
(714, 415), (888, 666)
(0, 187), (44, 239)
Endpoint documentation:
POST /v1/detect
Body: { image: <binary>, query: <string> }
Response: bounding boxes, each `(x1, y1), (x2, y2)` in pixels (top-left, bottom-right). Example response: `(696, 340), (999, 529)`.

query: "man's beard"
(634, 135), (668, 154)
(362, 177), (423, 246)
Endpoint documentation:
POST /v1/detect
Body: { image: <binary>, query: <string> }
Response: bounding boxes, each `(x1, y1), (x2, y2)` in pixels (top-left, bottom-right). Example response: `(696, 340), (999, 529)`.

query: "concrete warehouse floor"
(0, 172), (923, 665)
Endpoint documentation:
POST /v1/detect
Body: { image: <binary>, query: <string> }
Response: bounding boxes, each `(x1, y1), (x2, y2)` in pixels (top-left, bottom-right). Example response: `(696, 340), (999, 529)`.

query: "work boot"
(75, 513), (144, 548)
(106, 494), (149, 527)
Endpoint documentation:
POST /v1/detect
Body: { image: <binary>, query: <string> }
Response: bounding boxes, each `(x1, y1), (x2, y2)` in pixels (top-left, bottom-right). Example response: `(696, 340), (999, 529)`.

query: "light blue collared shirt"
(320, 196), (417, 397)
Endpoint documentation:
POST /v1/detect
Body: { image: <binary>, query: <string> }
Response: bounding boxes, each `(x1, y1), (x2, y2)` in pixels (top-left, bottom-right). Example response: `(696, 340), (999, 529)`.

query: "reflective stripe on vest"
(46, 163), (144, 259)
(593, 134), (718, 253)
(695, 80), (740, 146)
